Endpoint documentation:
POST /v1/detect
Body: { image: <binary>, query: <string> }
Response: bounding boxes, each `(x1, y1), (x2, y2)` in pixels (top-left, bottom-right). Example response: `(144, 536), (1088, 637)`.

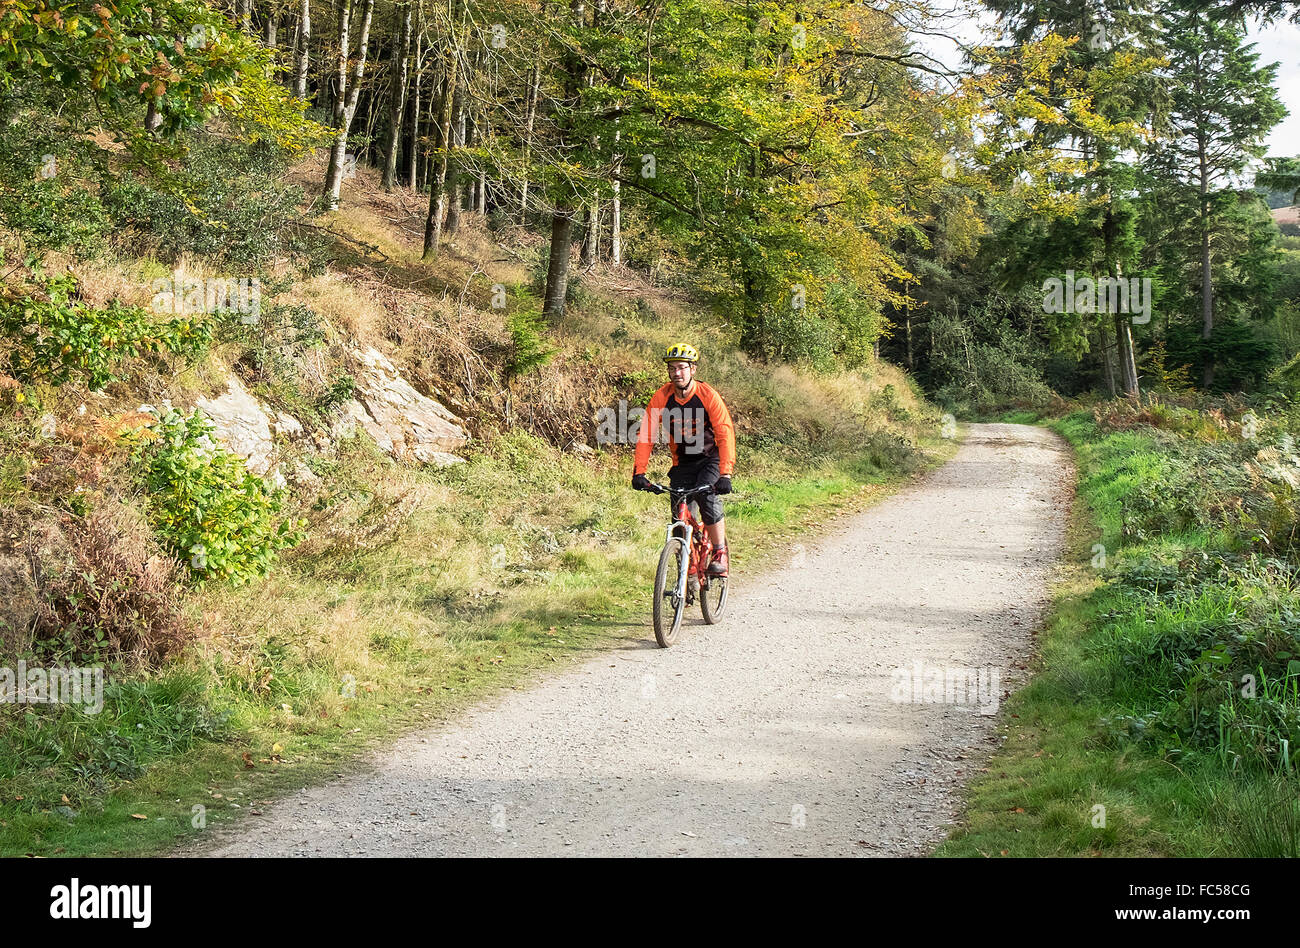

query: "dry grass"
(1, 500), (190, 665)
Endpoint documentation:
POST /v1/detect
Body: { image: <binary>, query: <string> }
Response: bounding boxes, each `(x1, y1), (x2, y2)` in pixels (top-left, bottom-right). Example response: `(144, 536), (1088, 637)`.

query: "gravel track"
(199, 423), (1073, 858)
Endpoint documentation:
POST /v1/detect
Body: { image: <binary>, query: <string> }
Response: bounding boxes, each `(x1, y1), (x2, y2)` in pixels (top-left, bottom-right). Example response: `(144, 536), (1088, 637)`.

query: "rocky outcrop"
(337, 345), (469, 466)
(194, 346), (468, 478)
(195, 377), (276, 476)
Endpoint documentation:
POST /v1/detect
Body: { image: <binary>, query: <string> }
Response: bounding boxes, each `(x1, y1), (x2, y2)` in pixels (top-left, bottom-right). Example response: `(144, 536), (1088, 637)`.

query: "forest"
(4, 0), (1296, 405)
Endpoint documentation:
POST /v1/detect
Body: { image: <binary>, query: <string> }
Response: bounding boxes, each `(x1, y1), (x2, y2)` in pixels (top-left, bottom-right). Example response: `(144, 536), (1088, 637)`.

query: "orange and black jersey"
(632, 380), (736, 475)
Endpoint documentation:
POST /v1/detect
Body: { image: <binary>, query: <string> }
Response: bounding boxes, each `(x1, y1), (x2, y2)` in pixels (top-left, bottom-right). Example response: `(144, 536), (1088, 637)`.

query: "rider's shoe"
(707, 546), (729, 577)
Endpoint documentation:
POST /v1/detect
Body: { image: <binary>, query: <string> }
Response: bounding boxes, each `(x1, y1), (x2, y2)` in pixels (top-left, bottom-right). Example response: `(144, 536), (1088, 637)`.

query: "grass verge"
(937, 411), (1300, 857)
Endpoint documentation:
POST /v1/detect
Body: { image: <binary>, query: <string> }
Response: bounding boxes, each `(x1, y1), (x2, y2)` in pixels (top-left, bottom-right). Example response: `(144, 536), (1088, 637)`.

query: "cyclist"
(631, 342), (735, 577)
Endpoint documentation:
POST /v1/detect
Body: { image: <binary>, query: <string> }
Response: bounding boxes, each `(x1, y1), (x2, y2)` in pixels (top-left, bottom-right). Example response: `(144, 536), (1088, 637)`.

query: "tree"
(293, 0), (312, 99)
(382, 0), (414, 189)
(1143, 0), (1286, 387)
(322, 0), (377, 211)
(975, 0), (1166, 396)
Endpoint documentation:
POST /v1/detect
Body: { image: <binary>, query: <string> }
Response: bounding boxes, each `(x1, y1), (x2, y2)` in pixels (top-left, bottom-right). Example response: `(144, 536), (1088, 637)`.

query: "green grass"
(0, 425), (957, 857)
(995, 409), (1045, 425)
(936, 411), (1300, 857)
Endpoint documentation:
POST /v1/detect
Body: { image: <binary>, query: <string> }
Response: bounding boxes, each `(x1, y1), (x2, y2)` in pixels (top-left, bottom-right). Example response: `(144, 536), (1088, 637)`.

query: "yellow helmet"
(663, 342), (699, 364)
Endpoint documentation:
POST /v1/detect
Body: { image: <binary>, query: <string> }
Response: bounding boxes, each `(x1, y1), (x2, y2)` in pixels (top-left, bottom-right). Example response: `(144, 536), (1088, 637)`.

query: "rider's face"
(667, 360), (694, 390)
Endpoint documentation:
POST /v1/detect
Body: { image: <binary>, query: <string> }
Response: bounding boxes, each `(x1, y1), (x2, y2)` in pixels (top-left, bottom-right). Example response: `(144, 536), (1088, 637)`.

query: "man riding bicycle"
(631, 342), (736, 578)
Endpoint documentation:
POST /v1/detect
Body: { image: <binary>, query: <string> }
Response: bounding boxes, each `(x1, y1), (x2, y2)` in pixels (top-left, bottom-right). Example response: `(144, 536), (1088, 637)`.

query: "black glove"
(632, 473), (651, 492)
(713, 475), (732, 495)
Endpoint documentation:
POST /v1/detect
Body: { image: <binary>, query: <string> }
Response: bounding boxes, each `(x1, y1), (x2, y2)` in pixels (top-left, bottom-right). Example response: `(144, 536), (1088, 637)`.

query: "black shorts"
(668, 458), (724, 525)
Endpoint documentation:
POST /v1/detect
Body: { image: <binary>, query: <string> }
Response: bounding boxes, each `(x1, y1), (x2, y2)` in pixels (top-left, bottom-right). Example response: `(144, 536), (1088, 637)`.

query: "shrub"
(0, 275), (212, 391)
(2, 503), (190, 667)
(101, 134), (321, 269)
(131, 409), (304, 587)
(0, 176), (111, 253)
(506, 308), (557, 379)
(0, 107), (112, 253)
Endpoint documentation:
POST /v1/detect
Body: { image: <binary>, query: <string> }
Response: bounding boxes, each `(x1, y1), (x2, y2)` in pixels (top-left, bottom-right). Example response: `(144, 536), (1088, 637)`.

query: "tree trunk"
(422, 54), (458, 259)
(581, 202), (599, 266)
(1114, 313), (1139, 397)
(265, 7), (278, 47)
(239, 0), (252, 32)
(1199, 134), (1215, 389)
(1098, 325), (1117, 398)
(540, 0), (587, 314)
(445, 64), (466, 236)
(904, 308), (913, 370)
(519, 63), (540, 221)
(542, 208), (576, 319)
(407, 3), (425, 190)
(293, 0), (311, 99)
(610, 142), (621, 265)
(382, 1), (413, 189)
(322, 0), (376, 211)
(362, 85), (380, 166)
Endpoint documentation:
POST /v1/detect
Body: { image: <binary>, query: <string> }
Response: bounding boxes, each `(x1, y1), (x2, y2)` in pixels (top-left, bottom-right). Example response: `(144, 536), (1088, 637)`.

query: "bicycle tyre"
(653, 536), (687, 647)
(700, 574), (728, 624)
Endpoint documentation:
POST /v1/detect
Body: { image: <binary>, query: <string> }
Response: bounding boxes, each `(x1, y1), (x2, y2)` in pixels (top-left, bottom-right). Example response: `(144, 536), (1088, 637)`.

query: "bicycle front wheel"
(653, 536), (687, 647)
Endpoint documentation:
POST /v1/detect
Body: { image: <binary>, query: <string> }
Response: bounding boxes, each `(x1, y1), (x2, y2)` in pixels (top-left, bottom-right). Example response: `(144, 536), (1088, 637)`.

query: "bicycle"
(635, 482), (729, 647)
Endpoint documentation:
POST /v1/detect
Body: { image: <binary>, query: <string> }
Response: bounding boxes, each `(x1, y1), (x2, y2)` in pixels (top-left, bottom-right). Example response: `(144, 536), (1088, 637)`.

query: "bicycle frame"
(665, 492), (713, 604)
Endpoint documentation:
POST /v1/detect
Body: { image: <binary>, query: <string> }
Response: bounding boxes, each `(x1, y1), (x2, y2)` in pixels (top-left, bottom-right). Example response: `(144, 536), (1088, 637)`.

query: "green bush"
(0, 275), (212, 391)
(928, 307), (1055, 413)
(131, 409), (304, 586)
(102, 135), (322, 270)
(506, 308), (557, 378)
(0, 107), (112, 253)
(0, 176), (111, 253)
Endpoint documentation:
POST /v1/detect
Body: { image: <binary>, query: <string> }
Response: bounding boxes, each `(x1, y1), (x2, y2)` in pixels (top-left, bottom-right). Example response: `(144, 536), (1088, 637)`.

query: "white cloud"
(1247, 19), (1300, 157)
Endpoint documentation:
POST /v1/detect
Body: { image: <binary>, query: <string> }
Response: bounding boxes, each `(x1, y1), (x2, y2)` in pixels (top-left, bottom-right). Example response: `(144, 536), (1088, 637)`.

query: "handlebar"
(636, 482), (718, 499)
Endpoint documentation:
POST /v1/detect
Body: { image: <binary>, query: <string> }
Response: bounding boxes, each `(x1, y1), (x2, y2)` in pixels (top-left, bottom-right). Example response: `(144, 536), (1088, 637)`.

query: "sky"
(910, 6), (1300, 160)
(1247, 18), (1300, 157)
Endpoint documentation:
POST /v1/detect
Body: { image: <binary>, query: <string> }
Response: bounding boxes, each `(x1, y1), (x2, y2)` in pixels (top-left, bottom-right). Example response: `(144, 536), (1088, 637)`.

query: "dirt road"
(201, 423), (1072, 857)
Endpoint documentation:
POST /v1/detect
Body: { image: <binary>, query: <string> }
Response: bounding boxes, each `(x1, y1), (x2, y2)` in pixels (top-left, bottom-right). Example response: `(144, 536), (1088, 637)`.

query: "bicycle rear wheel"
(653, 536), (687, 647)
(700, 574), (728, 624)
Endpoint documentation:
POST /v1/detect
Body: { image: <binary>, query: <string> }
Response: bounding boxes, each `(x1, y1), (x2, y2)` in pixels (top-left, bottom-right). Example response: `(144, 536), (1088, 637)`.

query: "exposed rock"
(341, 345), (470, 465)
(194, 377), (275, 475)
(272, 411), (305, 440)
(287, 460), (323, 489)
(421, 451), (466, 468)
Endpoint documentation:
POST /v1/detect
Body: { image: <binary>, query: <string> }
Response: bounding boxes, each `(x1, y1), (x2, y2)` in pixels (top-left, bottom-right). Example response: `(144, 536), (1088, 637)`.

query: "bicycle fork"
(665, 519), (692, 603)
